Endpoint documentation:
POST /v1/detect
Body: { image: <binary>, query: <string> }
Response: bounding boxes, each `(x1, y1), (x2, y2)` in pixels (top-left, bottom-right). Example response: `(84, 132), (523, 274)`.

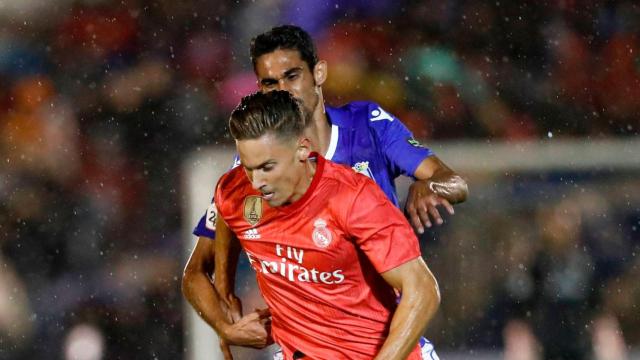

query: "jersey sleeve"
(192, 201), (217, 238)
(366, 103), (434, 178)
(345, 179), (421, 273)
(191, 155), (241, 238)
(213, 175), (230, 223)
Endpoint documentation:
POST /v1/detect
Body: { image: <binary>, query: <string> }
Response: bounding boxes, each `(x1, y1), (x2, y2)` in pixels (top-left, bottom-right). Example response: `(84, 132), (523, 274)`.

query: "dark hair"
(250, 25), (318, 72)
(229, 90), (307, 141)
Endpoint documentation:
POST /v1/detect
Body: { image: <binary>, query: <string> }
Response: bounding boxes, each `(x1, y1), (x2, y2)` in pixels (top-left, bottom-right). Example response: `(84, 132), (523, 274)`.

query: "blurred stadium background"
(0, 1), (638, 359)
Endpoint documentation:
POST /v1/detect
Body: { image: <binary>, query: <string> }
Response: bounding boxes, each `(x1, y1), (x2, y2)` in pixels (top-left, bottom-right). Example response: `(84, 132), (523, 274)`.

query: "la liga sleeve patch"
(205, 202), (217, 230)
(407, 137), (425, 148)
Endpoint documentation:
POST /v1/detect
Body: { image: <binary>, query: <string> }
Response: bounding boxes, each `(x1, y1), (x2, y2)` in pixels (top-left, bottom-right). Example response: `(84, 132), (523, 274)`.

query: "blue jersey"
(193, 101), (434, 238)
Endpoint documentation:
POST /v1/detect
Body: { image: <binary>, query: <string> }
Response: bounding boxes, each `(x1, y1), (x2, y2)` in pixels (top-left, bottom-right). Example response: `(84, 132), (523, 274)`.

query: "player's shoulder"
(216, 166), (250, 196)
(335, 100), (382, 112)
(327, 100), (396, 128)
(322, 159), (371, 195)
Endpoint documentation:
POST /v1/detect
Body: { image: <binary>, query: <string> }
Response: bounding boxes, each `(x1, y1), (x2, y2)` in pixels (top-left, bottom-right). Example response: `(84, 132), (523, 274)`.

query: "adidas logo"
(242, 228), (261, 240)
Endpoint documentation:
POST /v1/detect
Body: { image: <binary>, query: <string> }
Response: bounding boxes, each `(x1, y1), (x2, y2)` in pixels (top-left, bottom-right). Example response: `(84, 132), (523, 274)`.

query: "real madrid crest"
(243, 196), (263, 226)
(312, 218), (332, 248)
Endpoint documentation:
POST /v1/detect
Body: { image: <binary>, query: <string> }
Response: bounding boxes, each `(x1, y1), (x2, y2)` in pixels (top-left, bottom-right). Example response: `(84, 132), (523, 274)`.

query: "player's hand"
(405, 179), (454, 234)
(221, 308), (273, 349)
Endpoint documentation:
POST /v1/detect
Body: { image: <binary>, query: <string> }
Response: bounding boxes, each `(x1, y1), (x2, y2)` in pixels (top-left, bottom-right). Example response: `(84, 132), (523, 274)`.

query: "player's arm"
(407, 155), (469, 233)
(211, 216), (272, 348)
(182, 234), (269, 350)
(181, 236), (236, 359)
(345, 178), (440, 359)
(369, 104), (468, 233)
(213, 215), (242, 320)
(208, 181), (272, 349)
(375, 257), (440, 360)
(214, 153), (245, 301)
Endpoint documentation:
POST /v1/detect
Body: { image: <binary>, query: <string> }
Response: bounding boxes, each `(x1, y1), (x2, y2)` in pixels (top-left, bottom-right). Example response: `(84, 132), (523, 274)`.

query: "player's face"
(236, 133), (309, 207)
(254, 49), (320, 117)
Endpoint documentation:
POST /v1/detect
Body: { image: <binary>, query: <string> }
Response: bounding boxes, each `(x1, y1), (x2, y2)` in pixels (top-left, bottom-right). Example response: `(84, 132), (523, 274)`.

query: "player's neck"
(288, 157), (317, 204)
(309, 101), (331, 156)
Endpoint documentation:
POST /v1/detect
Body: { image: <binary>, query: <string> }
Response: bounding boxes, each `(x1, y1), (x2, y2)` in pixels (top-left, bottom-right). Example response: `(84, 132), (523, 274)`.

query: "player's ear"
(296, 137), (312, 162)
(313, 60), (327, 87)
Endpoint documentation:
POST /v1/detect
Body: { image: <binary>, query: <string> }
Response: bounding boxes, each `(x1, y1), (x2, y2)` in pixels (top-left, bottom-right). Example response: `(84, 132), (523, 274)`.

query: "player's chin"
(263, 194), (280, 207)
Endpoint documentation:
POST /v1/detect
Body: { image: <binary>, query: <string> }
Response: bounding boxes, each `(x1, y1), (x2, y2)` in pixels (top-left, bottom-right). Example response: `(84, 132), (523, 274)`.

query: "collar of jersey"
(276, 152), (325, 214)
(325, 105), (345, 161)
(325, 105), (346, 127)
(324, 123), (338, 160)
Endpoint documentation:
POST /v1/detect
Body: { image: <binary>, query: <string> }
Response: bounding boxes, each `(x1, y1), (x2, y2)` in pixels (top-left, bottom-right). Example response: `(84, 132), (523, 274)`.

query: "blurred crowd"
(424, 172), (640, 359)
(0, 0), (638, 359)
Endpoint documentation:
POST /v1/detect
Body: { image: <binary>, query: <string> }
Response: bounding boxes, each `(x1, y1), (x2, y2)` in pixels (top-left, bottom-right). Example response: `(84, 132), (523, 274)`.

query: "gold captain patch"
(243, 196), (263, 226)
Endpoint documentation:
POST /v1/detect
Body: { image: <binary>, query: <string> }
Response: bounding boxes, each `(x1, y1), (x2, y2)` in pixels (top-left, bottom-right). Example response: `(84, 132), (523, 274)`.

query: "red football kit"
(215, 154), (423, 360)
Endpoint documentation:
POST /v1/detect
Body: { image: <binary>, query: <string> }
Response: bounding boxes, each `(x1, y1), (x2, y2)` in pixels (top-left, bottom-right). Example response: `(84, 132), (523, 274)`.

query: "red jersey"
(215, 154), (422, 360)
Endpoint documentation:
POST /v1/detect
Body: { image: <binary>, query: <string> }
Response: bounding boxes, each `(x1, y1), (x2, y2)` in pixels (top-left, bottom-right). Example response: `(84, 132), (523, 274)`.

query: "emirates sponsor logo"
(246, 244), (345, 285)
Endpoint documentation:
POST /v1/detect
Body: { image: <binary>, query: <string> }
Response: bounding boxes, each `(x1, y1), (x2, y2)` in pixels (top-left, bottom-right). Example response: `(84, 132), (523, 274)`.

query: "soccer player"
(182, 25), (467, 357)
(217, 90), (440, 360)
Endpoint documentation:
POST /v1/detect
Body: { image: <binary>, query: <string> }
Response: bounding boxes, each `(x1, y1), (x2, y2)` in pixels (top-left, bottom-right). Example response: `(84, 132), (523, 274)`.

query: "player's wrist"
(414, 179), (438, 197)
(218, 321), (235, 341)
(427, 175), (468, 203)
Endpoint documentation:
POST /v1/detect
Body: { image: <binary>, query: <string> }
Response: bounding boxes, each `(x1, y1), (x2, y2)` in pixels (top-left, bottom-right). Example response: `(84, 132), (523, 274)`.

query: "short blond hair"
(229, 90), (307, 141)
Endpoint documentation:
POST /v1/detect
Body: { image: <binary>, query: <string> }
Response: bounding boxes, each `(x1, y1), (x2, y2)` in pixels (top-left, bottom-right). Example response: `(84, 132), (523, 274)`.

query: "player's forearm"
(414, 156), (468, 204)
(425, 172), (468, 204)
(213, 219), (241, 298)
(214, 241), (241, 298)
(182, 266), (233, 334)
(374, 267), (440, 360)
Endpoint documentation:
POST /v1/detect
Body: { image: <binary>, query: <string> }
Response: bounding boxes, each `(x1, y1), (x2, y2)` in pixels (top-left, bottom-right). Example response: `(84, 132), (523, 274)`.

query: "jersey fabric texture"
(193, 101), (434, 238)
(215, 154), (423, 360)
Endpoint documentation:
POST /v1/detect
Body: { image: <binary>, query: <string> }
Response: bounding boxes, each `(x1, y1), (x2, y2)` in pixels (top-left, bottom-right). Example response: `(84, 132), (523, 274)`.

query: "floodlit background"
(0, 1), (638, 359)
